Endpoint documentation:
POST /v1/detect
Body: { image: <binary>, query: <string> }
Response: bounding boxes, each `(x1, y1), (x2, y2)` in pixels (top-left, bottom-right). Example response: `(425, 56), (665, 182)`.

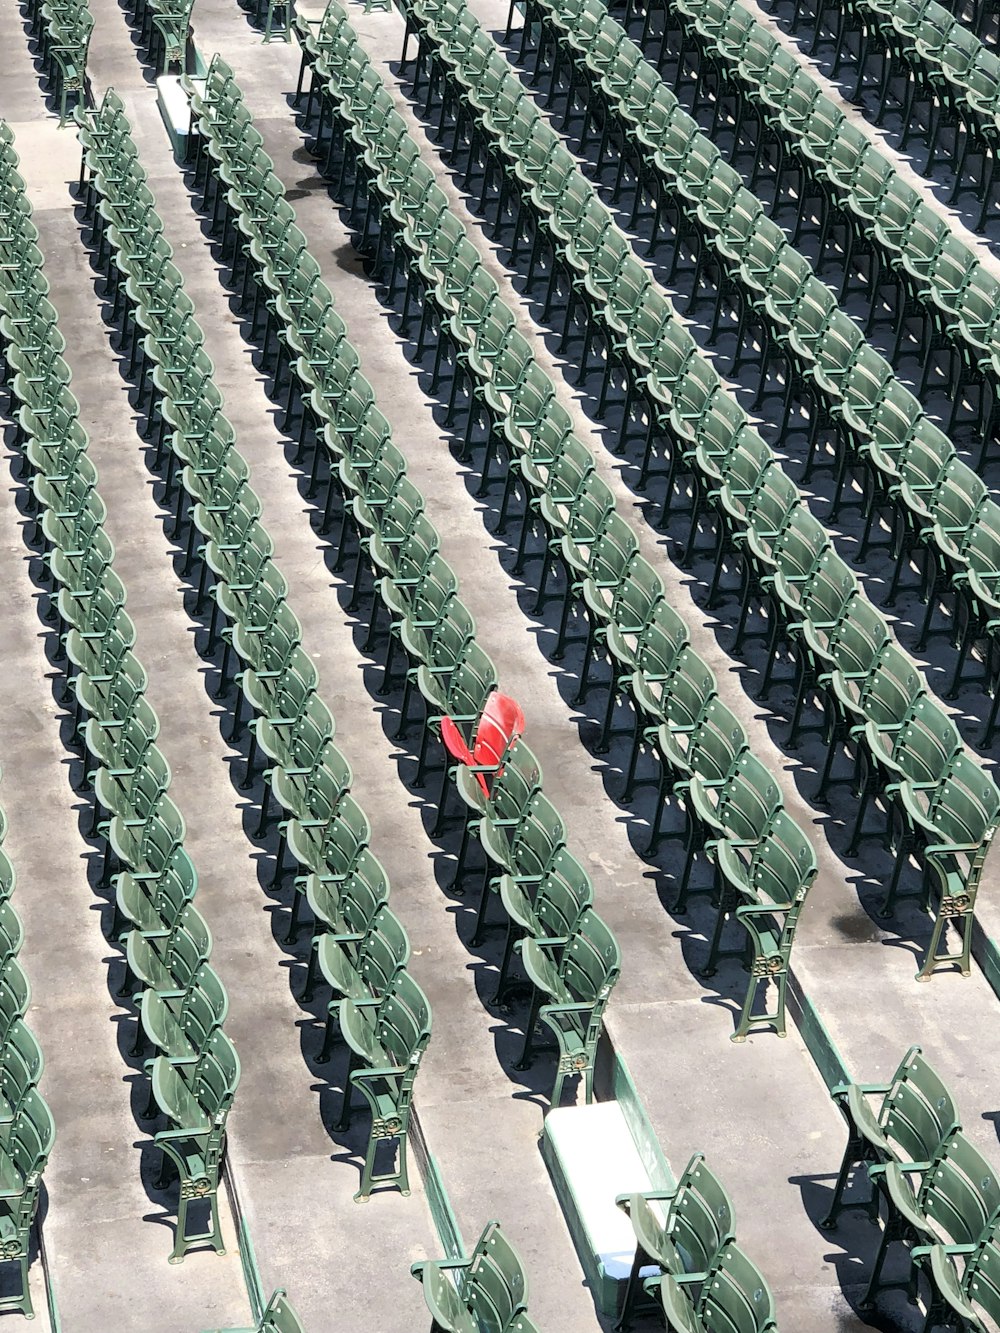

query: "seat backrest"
(424, 601), (477, 674)
(440, 643), (499, 723)
(740, 458), (799, 536)
(919, 1132), (1000, 1249)
(375, 970), (432, 1070)
(463, 1221), (529, 1333)
(406, 555), (460, 625)
(889, 699), (962, 787)
(828, 597), (892, 685)
(716, 754), (782, 844)
(176, 966), (229, 1055)
(967, 520), (1000, 593)
(134, 797), (187, 871)
(758, 498), (825, 574)
(0, 1020), (43, 1111)
(486, 738), (543, 824)
(611, 555), (663, 633)
(530, 851), (594, 937)
(283, 699), (341, 774)
(799, 558), (858, 632)
(372, 487), (430, 567)
(309, 850), (388, 937)
(0, 961), (30, 1047)
(562, 475), (616, 549)
(685, 699), (748, 787)
(742, 808), (816, 911)
(9, 1087), (55, 1191)
(699, 1243), (777, 1332)
(165, 907), (214, 989)
(322, 794), (370, 861)
(857, 642), (925, 732)
(560, 909), (621, 1006)
(786, 277), (839, 357)
(668, 1152), (736, 1276)
(923, 765), (1000, 869)
(635, 600), (690, 678)
(469, 691), (526, 792)
(932, 482), (990, 564)
(716, 435), (775, 500)
(0, 902), (23, 969)
(87, 683), (157, 747)
(193, 1029), (241, 1117)
(146, 855), (198, 929)
(259, 1288), (306, 1333)
(660, 648), (718, 738)
(965, 1238), (1000, 1327)
(881, 1047), (960, 1165)
(586, 516), (640, 587)
(896, 423), (960, 506)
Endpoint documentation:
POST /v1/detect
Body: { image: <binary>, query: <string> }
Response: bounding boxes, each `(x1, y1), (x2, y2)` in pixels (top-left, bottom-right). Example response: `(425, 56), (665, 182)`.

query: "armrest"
(615, 1189), (676, 1213)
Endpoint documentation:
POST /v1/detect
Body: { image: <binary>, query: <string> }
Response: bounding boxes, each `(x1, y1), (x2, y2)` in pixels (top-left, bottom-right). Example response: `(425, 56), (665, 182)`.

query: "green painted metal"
(971, 920), (1000, 1005)
(607, 1052), (673, 1192)
(222, 1160), (265, 1325)
(38, 1214), (61, 1333)
(410, 1110), (465, 1262)
(786, 971), (850, 1092)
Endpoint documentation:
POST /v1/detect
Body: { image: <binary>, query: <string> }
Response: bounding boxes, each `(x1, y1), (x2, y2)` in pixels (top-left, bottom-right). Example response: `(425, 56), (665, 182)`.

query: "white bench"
(542, 1100), (668, 1316)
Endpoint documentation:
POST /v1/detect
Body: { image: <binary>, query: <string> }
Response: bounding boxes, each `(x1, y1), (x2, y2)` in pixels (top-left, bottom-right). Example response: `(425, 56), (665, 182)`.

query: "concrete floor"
(1, 0), (1000, 1327)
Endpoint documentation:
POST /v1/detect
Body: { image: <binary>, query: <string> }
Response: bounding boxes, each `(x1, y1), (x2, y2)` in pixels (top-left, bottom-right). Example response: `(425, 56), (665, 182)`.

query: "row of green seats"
(412, 1220), (542, 1332)
(0, 746), (53, 1318)
(294, 5), (816, 1044)
(387, 0), (999, 974)
(931, 0), (997, 44)
(180, 57), (628, 1081)
(78, 88), (431, 1202)
(617, 1152), (778, 1331)
(506, 0), (1000, 743)
(29, 0), (92, 125)
(0, 115), (237, 1266)
(123, 0), (197, 73)
(0, 793), (50, 1318)
(824, 1044), (1000, 1330)
(633, 0), (1000, 450)
(784, 0), (1000, 211)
